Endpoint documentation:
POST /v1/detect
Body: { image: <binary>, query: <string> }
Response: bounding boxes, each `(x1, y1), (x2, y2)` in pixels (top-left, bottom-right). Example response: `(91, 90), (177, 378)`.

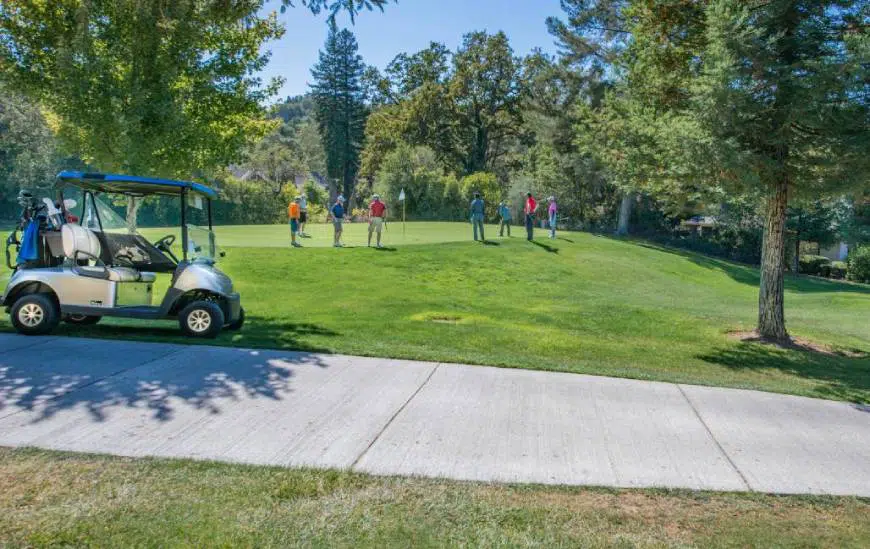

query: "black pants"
(525, 214), (534, 240)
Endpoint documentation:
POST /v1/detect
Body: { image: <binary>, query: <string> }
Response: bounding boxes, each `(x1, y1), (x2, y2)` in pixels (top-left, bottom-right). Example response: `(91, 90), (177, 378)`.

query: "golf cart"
(2, 171), (243, 338)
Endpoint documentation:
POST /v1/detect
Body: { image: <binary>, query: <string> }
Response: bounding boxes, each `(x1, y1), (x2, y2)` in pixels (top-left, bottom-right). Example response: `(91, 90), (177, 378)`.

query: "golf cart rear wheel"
(64, 314), (101, 326)
(10, 294), (60, 336)
(226, 307), (245, 331)
(179, 300), (224, 339)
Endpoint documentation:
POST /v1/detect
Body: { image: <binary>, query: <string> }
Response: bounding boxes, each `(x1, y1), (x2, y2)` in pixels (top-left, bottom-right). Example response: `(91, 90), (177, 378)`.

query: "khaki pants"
(369, 217), (384, 234)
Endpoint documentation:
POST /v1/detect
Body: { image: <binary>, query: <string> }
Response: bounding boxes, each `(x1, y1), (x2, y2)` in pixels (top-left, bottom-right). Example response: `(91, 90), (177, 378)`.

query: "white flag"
(398, 188), (405, 201)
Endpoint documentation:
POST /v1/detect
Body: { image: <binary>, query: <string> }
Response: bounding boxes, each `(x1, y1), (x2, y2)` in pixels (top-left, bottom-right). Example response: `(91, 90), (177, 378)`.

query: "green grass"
(3, 222), (870, 402)
(2, 448), (869, 548)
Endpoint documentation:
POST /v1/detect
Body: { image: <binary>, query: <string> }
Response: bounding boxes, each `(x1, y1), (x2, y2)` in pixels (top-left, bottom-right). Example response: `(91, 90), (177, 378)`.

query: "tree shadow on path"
(697, 342), (870, 403)
(0, 318), (339, 424)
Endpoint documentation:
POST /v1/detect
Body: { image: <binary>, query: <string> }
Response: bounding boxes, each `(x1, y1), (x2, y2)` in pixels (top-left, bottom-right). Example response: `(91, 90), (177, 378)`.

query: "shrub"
(799, 255), (832, 276)
(847, 246), (870, 283)
(830, 261), (847, 279)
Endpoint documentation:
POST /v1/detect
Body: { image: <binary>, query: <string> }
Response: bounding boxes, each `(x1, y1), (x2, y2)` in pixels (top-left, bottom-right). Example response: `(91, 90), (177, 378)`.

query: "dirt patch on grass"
(727, 330), (867, 358)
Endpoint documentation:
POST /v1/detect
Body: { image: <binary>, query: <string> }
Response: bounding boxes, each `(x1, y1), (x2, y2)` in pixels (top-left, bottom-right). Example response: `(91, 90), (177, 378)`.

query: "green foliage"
(460, 172), (500, 219)
(310, 27), (368, 204)
(0, 87), (64, 219)
(799, 255), (832, 277)
(373, 144), (463, 219)
(0, 0), (284, 178)
(303, 179), (329, 208)
(830, 261), (847, 280)
(847, 247), (870, 284)
(360, 32), (523, 180)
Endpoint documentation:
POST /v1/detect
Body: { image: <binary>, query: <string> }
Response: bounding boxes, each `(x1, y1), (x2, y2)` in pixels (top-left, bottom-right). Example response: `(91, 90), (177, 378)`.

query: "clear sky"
(258, 0), (565, 101)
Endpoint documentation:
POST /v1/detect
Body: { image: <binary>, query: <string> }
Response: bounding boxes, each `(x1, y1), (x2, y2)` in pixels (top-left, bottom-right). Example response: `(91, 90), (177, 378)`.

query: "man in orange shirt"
(288, 196), (302, 248)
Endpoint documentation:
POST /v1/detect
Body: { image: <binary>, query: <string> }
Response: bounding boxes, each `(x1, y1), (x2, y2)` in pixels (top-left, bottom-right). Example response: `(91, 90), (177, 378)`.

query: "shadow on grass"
(697, 343), (870, 403)
(482, 240), (501, 246)
(559, 237), (575, 243)
(0, 317), (340, 422)
(531, 240), (559, 254)
(373, 246), (398, 252)
(632, 240), (870, 295)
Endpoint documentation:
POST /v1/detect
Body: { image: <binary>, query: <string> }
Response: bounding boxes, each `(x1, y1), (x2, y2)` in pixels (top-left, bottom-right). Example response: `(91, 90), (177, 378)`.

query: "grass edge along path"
(2, 447), (869, 548)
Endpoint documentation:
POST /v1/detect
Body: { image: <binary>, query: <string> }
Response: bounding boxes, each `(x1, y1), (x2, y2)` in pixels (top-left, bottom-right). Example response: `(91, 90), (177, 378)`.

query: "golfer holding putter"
(329, 196), (346, 247)
(524, 192), (537, 241)
(297, 193), (309, 237)
(368, 194), (387, 248)
(470, 192), (485, 242)
(498, 200), (512, 237)
(288, 196), (302, 248)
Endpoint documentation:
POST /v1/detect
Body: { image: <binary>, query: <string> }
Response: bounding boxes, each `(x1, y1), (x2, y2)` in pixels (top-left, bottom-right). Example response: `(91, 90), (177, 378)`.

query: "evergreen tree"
(609, 1), (869, 341)
(310, 27), (368, 205)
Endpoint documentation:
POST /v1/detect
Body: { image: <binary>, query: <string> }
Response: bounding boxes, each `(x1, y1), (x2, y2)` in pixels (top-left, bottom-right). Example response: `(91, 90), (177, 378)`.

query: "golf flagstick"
(399, 188), (406, 238)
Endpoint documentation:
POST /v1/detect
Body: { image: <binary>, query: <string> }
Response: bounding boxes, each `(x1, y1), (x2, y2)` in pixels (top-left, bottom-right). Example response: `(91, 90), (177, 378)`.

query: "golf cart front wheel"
(64, 314), (101, 326)
(226, 307), (245, 331)
(179, 301), (225, 339)
(10, 294), (60, 336)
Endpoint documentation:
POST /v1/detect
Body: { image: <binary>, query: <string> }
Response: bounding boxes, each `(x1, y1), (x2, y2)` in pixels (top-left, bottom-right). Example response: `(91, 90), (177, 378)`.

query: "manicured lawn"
(2, 448), (868, 548)
(2, 222), (870, 402)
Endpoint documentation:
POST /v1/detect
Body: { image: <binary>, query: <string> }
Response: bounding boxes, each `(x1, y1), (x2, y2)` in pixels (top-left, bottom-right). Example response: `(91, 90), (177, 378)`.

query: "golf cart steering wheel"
(154, 234), (178, 262)
(113, 251), (137, 267)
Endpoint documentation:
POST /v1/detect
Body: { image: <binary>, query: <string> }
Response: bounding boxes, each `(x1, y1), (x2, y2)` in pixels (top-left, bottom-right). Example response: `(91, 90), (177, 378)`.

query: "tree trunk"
(793, 236), (800, 274)
(757, 179), (789, 341)
(126, 196), (141, 234)
(616, 191), (633, 235)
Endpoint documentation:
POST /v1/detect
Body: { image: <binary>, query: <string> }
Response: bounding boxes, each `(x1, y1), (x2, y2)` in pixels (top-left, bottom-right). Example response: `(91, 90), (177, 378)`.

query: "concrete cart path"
(1, 333), (868, 496)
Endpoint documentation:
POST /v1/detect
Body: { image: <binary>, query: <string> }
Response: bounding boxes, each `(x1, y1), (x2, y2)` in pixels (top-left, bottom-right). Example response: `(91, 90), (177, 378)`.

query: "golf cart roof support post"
(207, 198), (213, 231)
(181, 188), (188, 262)
(89, 191), (104, 232)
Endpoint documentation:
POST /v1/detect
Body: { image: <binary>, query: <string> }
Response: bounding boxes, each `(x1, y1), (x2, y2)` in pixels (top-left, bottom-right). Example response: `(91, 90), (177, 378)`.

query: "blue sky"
(258, 0), (564, 101)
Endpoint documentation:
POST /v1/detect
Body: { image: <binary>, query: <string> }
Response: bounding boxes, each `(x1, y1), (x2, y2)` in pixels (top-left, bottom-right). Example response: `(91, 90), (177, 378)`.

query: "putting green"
(138, 221), (530, 249)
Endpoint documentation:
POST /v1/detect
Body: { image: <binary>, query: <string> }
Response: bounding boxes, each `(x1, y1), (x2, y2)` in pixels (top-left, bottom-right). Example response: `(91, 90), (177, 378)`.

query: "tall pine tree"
(310, 27), (367, 205)
(610, 1), (869, 341)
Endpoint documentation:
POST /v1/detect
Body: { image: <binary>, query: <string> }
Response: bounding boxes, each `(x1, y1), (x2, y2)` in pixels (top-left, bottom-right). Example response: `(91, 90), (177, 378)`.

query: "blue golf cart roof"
(56, 171), (218, 200)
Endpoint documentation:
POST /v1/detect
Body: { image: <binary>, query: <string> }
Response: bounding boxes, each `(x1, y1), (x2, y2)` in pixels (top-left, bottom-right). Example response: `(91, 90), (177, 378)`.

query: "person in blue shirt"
(329, 196), (346, 247)
(498, 201), (512, 237)
(470, 192), (485, 242)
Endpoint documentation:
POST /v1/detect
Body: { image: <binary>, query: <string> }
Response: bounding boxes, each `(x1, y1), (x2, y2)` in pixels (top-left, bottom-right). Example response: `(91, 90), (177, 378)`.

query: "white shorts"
(369, 217), (384, 233)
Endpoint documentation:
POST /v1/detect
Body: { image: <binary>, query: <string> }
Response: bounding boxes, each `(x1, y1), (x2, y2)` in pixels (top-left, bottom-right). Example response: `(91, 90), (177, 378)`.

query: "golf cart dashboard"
(95, 232), (177, 273)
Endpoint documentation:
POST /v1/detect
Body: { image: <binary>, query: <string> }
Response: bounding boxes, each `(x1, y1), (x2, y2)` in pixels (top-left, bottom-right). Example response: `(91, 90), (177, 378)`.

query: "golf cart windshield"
(186, 225), (218, 262)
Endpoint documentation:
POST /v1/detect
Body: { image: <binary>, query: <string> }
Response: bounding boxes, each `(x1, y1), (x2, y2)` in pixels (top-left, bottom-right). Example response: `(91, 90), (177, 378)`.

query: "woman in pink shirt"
(547, 196), (558, 239)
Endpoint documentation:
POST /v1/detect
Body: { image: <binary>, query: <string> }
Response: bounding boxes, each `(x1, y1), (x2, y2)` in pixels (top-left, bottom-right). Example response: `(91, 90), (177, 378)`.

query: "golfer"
(298, 193), (309, 237)
(330, 196), (346, 247)
(288, 196), (302, 248)
(524, 192), (537, 241)
(498, 201), (512, 237)
(368, 194), (387, 248)
(470, 192), (485, 242)
(547, 196), (558, 239)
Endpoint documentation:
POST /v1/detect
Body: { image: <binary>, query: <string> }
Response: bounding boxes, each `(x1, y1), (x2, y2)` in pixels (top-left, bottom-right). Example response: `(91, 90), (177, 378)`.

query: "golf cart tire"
(10, 293), (60, 336)
(179, 300), (224, 339)
(64, 314), (101, 326)
(226, 306), (245, 331)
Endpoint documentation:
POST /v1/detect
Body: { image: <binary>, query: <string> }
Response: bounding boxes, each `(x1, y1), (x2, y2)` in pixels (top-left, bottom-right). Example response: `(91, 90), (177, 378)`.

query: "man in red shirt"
(524, 192), (537, 241)
(368, 194), (387, 248)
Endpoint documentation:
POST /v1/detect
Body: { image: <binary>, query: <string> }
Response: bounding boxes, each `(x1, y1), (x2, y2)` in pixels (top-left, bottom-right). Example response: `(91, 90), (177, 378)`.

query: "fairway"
(2, 222), (869, 402)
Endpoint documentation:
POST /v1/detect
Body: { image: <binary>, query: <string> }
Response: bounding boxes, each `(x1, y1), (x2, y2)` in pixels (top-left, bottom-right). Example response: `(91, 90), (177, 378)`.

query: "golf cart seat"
(61, 224), (156, 283)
